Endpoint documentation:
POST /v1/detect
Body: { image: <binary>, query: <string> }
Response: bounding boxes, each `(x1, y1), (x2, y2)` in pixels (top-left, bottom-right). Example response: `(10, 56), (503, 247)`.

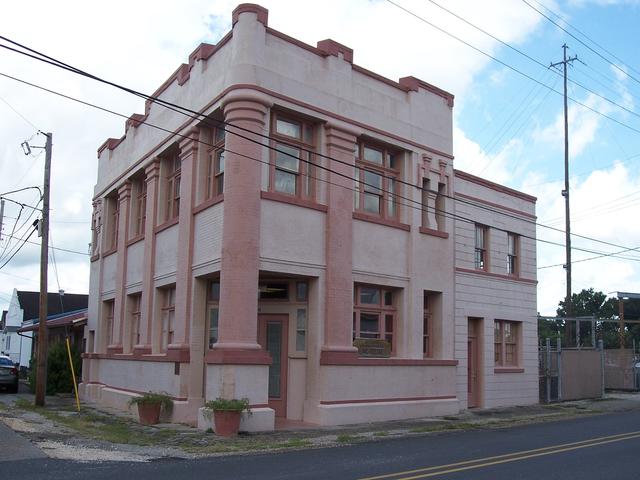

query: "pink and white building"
(81, 4), (538, 430)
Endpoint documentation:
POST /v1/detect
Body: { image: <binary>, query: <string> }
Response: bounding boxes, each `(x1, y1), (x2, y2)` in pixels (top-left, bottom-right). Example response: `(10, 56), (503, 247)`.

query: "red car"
(0, 356), (19, 393)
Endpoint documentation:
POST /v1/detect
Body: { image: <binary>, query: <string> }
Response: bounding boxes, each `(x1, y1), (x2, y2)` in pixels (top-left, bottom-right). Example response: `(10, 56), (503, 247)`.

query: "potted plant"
(204, 397), (251, 436)
(128, 391), (173, 425)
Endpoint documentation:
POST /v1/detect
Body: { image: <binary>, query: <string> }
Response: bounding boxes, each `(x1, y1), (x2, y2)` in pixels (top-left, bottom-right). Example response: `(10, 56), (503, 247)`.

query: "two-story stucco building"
(80, 4), (538, 431)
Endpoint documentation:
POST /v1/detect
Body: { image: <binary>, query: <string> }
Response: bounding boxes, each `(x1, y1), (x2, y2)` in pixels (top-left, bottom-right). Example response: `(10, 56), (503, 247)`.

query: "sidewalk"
(0, 391), (639, 463)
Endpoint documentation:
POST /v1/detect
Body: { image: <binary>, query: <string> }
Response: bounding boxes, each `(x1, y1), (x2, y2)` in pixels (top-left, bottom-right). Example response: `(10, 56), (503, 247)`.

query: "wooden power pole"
(35, 132), (52, 406)
(551, 45), (577, 336)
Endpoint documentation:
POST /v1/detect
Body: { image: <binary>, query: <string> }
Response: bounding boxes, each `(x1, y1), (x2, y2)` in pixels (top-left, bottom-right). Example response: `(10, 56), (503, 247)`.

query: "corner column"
(321, 124), (359, 363)
(136, 160), (160, 356)
(212, 94), (270, 361)
(108, 182), (131, 354)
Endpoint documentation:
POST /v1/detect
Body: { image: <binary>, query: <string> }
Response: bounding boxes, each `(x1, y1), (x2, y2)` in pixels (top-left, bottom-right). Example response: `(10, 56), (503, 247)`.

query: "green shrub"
(204, 397), (250, 412)
(28, 342), (81, 395)
(128, 392), (173, 411)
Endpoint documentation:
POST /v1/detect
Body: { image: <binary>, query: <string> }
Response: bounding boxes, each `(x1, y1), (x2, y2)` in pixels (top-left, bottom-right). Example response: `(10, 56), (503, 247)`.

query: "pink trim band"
(320, 395), (456, 405)
(494, 367), (525, 374)
(205, 349), (272, 365)
(455, 170), (537, 203)
(455, 192), (536, 220)
(320, 350), (458, 366)
(261, 191), (328, 212)
(419, 227), (449, 239)
(455, 267), (537, 285)
(353, 212), (410, 231)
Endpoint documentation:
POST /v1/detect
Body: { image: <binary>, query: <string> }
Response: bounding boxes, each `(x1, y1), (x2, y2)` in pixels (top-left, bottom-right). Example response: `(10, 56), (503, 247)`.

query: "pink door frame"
(258, 314), (289, 417)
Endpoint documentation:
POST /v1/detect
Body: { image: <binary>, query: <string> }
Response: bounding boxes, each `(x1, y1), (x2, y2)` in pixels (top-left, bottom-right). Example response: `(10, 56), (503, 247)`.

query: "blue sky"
(0, 0), (639, 315)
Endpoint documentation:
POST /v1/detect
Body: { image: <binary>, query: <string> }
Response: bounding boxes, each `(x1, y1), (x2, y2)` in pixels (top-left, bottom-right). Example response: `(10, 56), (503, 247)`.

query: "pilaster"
(136, 160), (160, 355)
(108, 182), (131, 355)
(321, 124), (359, 362)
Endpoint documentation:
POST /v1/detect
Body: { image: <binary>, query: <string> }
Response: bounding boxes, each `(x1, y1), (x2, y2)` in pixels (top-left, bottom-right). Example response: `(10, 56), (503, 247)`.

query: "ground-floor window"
(494, 320), (519, 366)
(207, 280), (220, 349)
(128, 293), (141, 348)
(103, 299), (114, 348)
(160, 286), (175, 351)
(353, 284), (396, 355)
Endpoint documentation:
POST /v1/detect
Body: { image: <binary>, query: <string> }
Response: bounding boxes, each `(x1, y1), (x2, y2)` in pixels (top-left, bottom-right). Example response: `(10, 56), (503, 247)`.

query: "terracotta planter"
(213, 410), (242, 436)
(137, 402), (162, 425)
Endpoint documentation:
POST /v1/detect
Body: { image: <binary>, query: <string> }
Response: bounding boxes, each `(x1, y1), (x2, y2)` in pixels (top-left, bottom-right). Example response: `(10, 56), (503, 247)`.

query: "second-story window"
(132, 175), (146, 237)
(354, 143), (399, 219)
(507, 233), (518, 276)
(165, 154), (181, 222)
(160, 286), (176, 351)
(206, 128), (225, 199)
(105, 192), (119, 252)
(475, 224), (487, 270)
(270, 113), (315, 199)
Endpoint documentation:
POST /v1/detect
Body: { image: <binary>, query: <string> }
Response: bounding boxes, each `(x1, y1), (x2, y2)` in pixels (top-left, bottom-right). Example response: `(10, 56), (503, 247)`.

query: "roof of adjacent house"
(16, 291), (88, 322)
(18, 308), (88, 333)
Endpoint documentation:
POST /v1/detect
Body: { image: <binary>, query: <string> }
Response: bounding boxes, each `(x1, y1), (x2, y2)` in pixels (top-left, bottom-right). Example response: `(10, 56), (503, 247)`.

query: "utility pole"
(35, 132), (52, 406)
(551, 45), (577, 337)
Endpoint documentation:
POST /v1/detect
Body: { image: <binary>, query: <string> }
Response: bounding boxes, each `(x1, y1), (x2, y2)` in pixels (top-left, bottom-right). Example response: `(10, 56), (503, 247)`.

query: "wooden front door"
(258, 314), (288, 417)
(467, 319), (480, 408)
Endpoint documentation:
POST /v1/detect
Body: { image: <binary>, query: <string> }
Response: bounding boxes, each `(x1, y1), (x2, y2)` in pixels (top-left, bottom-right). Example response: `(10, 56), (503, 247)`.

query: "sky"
(1, 0), (639, 317)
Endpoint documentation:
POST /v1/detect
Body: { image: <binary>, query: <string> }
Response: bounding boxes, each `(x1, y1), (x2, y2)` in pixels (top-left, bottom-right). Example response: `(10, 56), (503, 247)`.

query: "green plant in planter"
(128, 391), (174, 410)
(204, 397), (251, 414)
(129, 392), (174, 425)
(204, 397), (251, 436)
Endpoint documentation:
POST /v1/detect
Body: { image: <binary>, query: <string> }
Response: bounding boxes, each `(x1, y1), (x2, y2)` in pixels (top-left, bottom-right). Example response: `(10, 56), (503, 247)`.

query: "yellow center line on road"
(358, 430), (640, 480)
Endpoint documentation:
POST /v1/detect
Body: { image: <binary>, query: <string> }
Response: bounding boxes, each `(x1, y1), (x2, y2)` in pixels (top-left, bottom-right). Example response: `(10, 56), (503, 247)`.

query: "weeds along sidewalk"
(0, 393), (638, 462)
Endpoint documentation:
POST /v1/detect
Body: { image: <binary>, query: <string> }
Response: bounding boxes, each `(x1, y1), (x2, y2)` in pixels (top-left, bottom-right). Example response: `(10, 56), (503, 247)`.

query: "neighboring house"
(3, 289), (88, 367)
(19, 308), (88, 356)
(81, 4), (537, 430)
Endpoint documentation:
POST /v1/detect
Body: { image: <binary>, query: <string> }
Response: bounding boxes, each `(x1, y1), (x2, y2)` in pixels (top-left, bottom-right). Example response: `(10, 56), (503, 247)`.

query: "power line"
(0, 94), (39, 130)
(421, 0), (640, 121)
(539, 244), (640, 270)
(1, 46), (639, 265)
(1, 232), (88, 256)
(521, 0), (640, 87)
(380, 1), (640, 135)
(0, 225), (37, 270)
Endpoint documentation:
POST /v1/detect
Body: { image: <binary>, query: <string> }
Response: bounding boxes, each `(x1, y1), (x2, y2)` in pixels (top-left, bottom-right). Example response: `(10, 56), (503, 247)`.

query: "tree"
(549, 288), (619, 348)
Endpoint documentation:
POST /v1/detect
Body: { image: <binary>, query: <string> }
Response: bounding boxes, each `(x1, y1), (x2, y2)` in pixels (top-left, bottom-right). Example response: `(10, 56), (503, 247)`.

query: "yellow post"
(66, 337), (81, 412)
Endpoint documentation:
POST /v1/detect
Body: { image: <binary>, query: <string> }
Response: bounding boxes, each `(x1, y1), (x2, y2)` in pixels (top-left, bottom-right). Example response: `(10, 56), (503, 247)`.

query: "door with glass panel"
(258, 314), (288, 417)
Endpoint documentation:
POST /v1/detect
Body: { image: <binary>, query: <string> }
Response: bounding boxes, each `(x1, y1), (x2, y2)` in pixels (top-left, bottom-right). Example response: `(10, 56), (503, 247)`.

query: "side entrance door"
(467, 319), (480, 408)
(258, 314), (288, 417)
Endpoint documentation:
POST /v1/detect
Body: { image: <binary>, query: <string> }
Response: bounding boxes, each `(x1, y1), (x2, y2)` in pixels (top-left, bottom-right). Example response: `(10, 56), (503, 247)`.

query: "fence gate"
(539, 338), (561, 403)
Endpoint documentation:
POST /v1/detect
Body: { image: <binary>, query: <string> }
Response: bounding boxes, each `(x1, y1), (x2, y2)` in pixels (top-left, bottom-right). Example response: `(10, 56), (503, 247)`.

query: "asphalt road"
(1, 409), (639, 479)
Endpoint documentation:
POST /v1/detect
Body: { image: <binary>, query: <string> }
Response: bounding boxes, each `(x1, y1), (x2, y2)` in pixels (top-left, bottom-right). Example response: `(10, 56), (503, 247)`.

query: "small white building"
(2, 289), (32, 367)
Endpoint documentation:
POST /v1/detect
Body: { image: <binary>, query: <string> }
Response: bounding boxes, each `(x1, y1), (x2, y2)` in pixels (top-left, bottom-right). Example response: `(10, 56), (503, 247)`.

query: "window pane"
(504, 322), (513, 342)
(388, 178), (396, 217)
(475, 225), (484, 248)
(259, 282), (289, 300)
(216, 151), (225, 174)
(364, 193), (380, 214)
(276, 118), (301, 138)
(209, 308), (219, 347)
(275, 144), (300, 172)
(360, 287), (380, 305)
(296, 282), (308, 301)
(303, 124), (313, 144)
(354, 167), (360, 209)
(385, 314), (393, 332)
(208, 282), (220, 301)
(508, 234), (516, 255)
(494, 322), (502, 342)
(359, 313), (380, 338)
(384, 291), (393, 306)
(387, 152), (396, 169)
(214, 128), (225, 144)
(275, 170), (297, 195)
(363, 170), (382, 194)
(296, 309), (306, 352)
(363, 146), (383, 164)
